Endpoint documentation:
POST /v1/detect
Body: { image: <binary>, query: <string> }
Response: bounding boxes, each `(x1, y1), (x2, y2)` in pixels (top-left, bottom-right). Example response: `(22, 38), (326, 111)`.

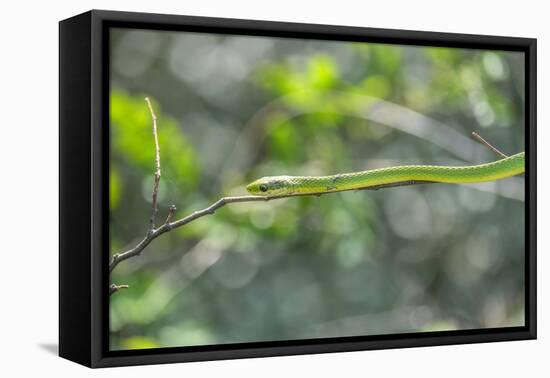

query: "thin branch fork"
(111, 97), (163, 294)
(110, 195), (270, 274)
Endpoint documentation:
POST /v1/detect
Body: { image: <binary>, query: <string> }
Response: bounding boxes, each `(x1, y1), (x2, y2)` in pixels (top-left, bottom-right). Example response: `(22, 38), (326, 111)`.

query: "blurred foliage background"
(109, 28), (525, 351)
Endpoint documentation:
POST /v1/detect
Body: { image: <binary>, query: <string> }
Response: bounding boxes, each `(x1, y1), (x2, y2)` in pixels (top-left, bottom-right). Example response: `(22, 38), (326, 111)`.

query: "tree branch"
(109, 284), (129, 295)
(471, 131), (508, 158)
(145, 97), (162, 233)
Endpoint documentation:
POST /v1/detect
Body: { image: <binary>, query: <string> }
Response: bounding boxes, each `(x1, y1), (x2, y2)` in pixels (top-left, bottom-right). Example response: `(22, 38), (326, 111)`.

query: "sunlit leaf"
(120, 336), (160, 350)
(307, 54), (338, 89)
(109, 166), (122, 209)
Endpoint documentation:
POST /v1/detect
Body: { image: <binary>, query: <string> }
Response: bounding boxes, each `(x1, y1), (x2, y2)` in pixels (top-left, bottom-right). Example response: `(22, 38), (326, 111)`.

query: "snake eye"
(259, 184), (268, 192)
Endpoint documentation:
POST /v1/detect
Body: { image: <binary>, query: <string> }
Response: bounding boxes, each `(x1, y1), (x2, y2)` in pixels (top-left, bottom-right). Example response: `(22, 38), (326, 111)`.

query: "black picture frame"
(59, 9), (537, 368)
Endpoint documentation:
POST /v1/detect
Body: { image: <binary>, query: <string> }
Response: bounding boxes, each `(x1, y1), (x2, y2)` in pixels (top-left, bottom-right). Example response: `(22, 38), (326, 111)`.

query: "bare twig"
(109, 284), (129, 295)
(111, 97), (161, 295)
(110, 195), (298, 275)
(146, 97), (161, 233)
(165, 205), (177, 225)
(472, 131), (508, 158)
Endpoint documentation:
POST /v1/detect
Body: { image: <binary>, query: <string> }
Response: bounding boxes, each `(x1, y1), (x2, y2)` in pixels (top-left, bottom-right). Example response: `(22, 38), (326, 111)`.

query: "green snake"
(246, 152), (525, 196)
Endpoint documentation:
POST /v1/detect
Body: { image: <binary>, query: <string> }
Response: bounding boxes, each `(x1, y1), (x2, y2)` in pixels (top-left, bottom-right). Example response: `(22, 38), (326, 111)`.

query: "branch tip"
(165, 204), (177, 225)
(471, 131), (508, 158)
(144, 97), (157, 120)
(110, 284), (129, 295)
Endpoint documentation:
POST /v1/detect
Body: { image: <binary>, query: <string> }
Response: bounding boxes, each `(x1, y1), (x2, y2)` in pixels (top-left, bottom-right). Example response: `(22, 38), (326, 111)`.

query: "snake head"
(246, 176), (293, 196)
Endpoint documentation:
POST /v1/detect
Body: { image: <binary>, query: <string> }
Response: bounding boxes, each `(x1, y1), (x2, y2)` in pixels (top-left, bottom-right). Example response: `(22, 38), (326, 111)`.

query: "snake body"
(246, 152), (525, 196)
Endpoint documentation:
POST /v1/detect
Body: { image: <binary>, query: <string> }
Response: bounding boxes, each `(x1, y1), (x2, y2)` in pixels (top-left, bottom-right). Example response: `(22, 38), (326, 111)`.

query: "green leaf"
(120, 336), (160, 350)
(307, 55), (338, 89)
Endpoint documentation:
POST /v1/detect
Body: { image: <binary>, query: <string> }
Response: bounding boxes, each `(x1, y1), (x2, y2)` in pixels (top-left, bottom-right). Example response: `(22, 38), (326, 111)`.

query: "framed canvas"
(59, 10), (537, 368)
